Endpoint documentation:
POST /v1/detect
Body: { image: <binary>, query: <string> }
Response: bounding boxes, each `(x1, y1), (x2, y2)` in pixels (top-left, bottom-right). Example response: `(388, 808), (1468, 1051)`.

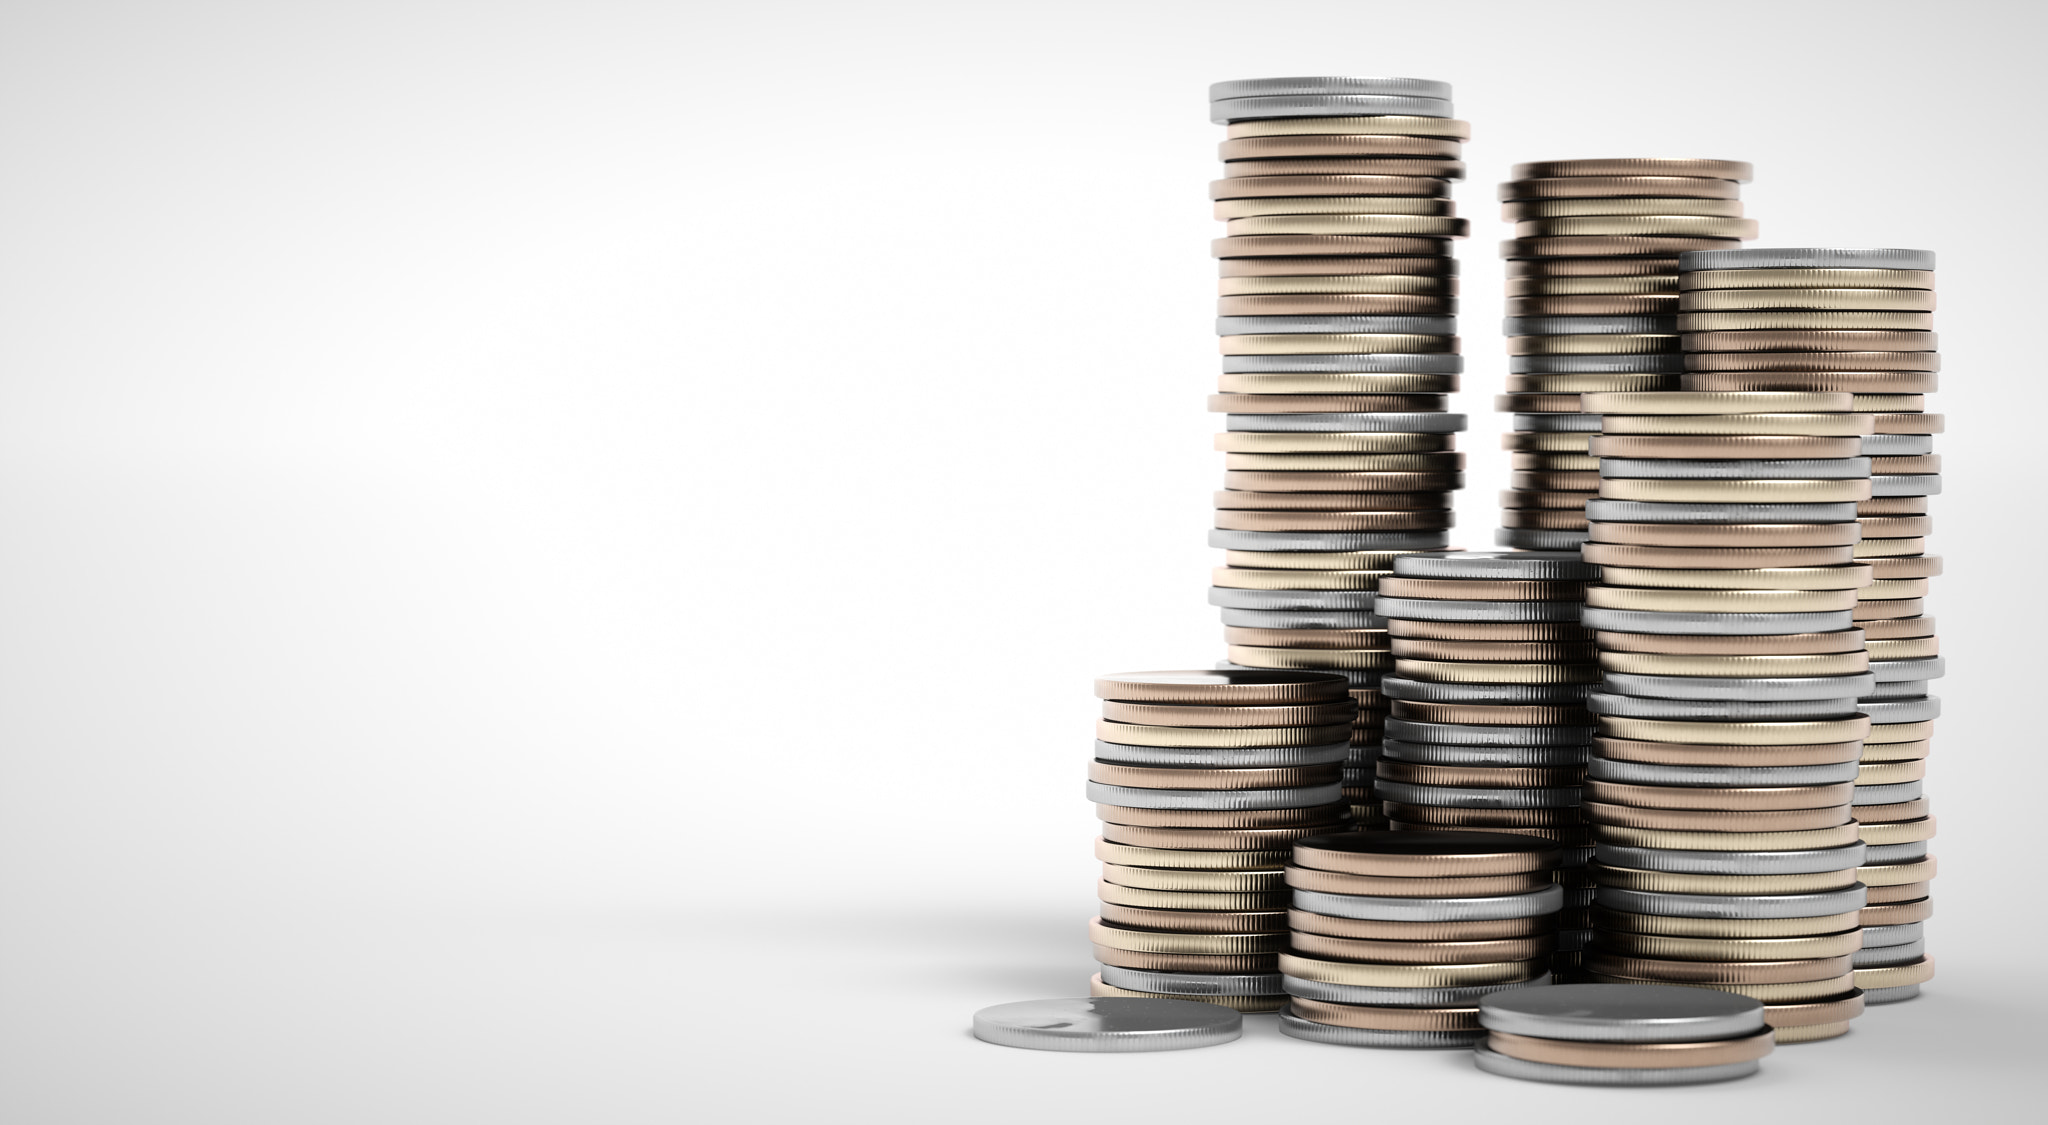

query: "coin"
(1680, 247), (1934, 271)
(972, 997), (1245, 1052)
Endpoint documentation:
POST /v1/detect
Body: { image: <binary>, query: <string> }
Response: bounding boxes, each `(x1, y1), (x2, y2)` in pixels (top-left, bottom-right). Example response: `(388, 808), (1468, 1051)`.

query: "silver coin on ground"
(1473, 1045), (1761, 1085)
(971, 997), (1242, 1052)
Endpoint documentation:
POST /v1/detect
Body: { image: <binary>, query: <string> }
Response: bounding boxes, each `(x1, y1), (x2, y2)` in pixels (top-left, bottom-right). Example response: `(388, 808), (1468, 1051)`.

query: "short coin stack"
(1579, 388), (1875, 1042)
(1207, 77), (1472, 821)
(1677, 248), (1941, 1004)
(1089, 671), (1357, 1013)
(1278, 831), (1562, 1047)
(1475, 983), (1771, 1085)
(1496, 159), (1756, 551)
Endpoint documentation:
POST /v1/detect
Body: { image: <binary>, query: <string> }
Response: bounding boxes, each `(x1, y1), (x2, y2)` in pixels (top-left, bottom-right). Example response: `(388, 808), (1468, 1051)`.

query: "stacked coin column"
(1277, 830), (1564, 1047)
(1206, 77), (1470, 828)
(1369, 550), (1603, 976)
(1495, 159), (1756, 552)
(1578, 389), (1876, 1044)
(1675, 247), (1941, 1004)
(1089, 671), (1357, 1013)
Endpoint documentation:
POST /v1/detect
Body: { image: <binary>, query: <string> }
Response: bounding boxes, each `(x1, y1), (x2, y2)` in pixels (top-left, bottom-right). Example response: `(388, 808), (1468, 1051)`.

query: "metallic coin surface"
(971, 997), (1242, 1052)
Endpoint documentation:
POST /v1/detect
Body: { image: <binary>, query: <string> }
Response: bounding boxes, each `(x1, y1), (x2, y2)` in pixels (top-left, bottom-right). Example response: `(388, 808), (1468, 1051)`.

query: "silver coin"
(1516, 412), (1604, 433)
(1587, 692), (1859, 721)
(1382, 741), (1591, 767)
(1851, 780), (1923, 805)
(1224, 353), (1464, 374)
(1861, 921), (1925, 947)
(1851, 940), (1926, 969)
(1601, 672), (1876, 701)
(1680, 247), (1935, 271)
(1861, 983), (1921, 1004)
(1862, 434), (1933, 455)
(1585, 500), (1860, 523)
(1219, 608), (1389, 629)
(1210, 587), (1376, 611)
(1094, 740), (1355, 767)
(1599, 458), (1870, 480)
(1594, 842), (1865, 877)
(1496, 528), (1593, 551)
(1381, 675), (1593, 704)
(1209, 529), (1450, 551)
(1210, 94), (1454, 124)
(1385, 719), (1596, 747)
(1473, 1045), (1762, 1086)
(1858, 696), (1939, 723)
(1373, 596), (1584, 623)
(1096, 965), (1285, 996)
(1392, 550), (1601, 580)
(1870, 657), (1944, 682)
(1480, 981), (1764, 1042)
(1218, 315), (1459, 336)
(1579, 607), (1855, 635)
(1861, 679), (1930, 701)
(1587, 758), (1861, 787)
(1291, 884), (1566, 922)
(1279, 1013), (1483, 1049)
(1504, 316), (1679, 336)
(1373, 780), (1582, 809)
(1861, 842), (1929, 864)
(1225, 411), (1466, 433)
(1511, 354), (1686, 374)
(1086, 780), (1347, 811)
(1215, 662), (1384, 687)
(971, 997), (1243, 1052)
(1210, 76), (1456, 101)
(1283, 973), (1552, 1007)
(1872, 473), (1942, 496)
(1593, 885), (1866, 919)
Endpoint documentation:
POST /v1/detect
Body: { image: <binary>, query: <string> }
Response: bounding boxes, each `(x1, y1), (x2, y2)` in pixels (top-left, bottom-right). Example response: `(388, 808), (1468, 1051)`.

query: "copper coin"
(1392, 821), (1595, 845)
(1505, 374), (1678, 393)
(1215, 509), (1453, 531)
(1377, 762), (1585, 788)
(1377, 577), (1588, 600)
(1095, 902), (1288, 933)
(1494, 393), (1586, 412)
(1511, 158), (1751, 181)
(1582, 802), (1850, 832)
(1388, 702), (1592, 725)
(1292, 999), (1485, 1031)
(1511, 453), (1598, 471)
(1385, 621), (1591, 642)
(1219, 294), (1454, 315)
(1097, 803), (1351, 828)
(1507, 257), (1689, 277)
(1095, 671), (1352, 705)
(1214, 235), (1454, 258)
(1221, 135), (1465, 160)
(1216, 490), (1453, 511)
(1091, 945), (1279, 973)
(1580, 543), (1858, 569)
(1207, 393), (1447, 412)
(1592, 630), (1864, 656)
(1505, 197), (1744, 220)
(1499, 489), (1596, 509)
(1099, 700), (1358, 727)
(1284, 865), (1552, 897)
(1289, 931), (1555, 965)
(1508, 275), (1680, 296)
(1683, 330), (1934, 352)
(1287, 909), (1557, 941)
(1588, 521), (1861, 547)
(1381, 802), (1584, 826)
(1508, 294), (1678, 315)
(1224, 626), (1390, 649)
(1487, 1029), (1775, 1068)
(1508, 335), (1679, 356)
(1852, 597), (1924, 620)
(1498, 177), (1740, 201)
(1586, 779), (1853, 812)
(1516, 216), (1757, 239)
(1390, 638), (1599, 662)
(1685, 351), (1936, 372)
(1100, 822), (1352, 849)
(1510, 470), (1602, 490)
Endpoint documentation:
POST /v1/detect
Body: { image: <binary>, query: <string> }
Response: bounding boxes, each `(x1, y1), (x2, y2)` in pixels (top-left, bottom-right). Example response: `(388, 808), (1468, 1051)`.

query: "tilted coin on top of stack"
(1578, 385), (1878, 1042)
(1207, 77), (1471, 824)
(1474, 983), (1771, 1085)
(1279, 830), (1562, 1047)
(1371, 550), (1604, 977)
(1495, 159), (1756, 552)
(1678, 248), (1941, 1004)
(1089, 671), (1358, 1013)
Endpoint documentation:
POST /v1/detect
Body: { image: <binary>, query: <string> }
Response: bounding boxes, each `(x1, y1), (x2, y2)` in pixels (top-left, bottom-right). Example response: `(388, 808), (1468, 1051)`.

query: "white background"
(1, 1), (2042, 1120)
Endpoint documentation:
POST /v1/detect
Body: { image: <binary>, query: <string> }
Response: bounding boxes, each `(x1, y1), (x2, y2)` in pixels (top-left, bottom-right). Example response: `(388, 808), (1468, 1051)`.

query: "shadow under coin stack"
(1675, 247), (1942, 1005)
(1089, 671), (1357, 1013)
(1475, 983), (1771, 1086)
(1496, 159), (1756, 552)
(1578, 388), (1877, 1043)
(1370, 550), (1601, 976)
(1206, 77), (1471, 825)
(1278, 830), (1562, 1047)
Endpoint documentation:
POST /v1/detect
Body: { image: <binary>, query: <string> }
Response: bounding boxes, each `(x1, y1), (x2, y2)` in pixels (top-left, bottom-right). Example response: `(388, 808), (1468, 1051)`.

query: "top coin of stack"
(1495, 159), (1756, 552)
(1678, 248), (1941, 1003)
(1207, 77), (1471, 823)
(1089, 670), (1358, 1014)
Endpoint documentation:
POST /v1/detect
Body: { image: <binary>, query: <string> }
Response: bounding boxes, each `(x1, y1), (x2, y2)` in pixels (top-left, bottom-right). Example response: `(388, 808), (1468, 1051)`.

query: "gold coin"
(1680, 288), (1935, 311)
(1096, 902), (1288, 933)
(1501, 176), (1739, 200)
(1862, 881), (1932, 904)
(1680, 311), (1932, 331)
(1584, 390), (1854, 414)
(1507, 374), (1678, 393)
(1218, 373), (1461, 394)
(1599, 715), (1868, 745)
(1586, 779), (1853, 812)
(1222, 471), (1461, 492)
(1220, 156), (1466, 176)
(1220, 273), (1455, 295)
(1218, 294), (1455, 315)
(1599, 479), (1871, 503)
(1220, 333), (1457, 355)
(1514, 216), (1757, 238)
(1384, 803), (1584, 828)
(1853, 597), (1925, 620)
(1094, 721), (1354, 750)
(1682, 268), (1932, 291)
(1596, 652), (1868, 679)
(1503, 236), (1736, 258)
(1376, 762), (1585, 788)
(1864, 636), (1938, 659)
(1221, 254), (1454, 276)
(1219, 489), (1453, 511)
(1853, 538), (1929, 558)
(1599, 413), (1874, 437)
(1487, 1028), (1775, 1069)
(1215, 235), (1453, 258)
(1511, 158), (1751, 180)
(1289, 998), (1483, 1030)
(1228, 116), (1472, 139)
(1215, 509), (1453, 532)
(1853, 959), (1935, 991)
(1099, 822), (1350, 849)
(1089, 974), (1285, 1011)
(1592, 631), (1863, 657)
(1210, 175), (1450, 200)
(1223, 626), (1389, 648)
(1509, 295), (1678, 316)
(1592, 907), (1861, 939)
(1093, 945), (1278, 973)
(1289, 931), (1555, 965)
(1226, 215), (1469, 237)
(1504, 198), (1744, 219)
(1094, 671), (1351, 705)
(1377, 576), (1588, 600)
(1509, 275), (1679, 296)
(1588, 520), (1862, 546)
(1591, 864), (1856, 896)
(1220, 135), (1465, 160)
(1088, 918), (1286, 953)
(1391, 660), (1602, 684)
(1686, 350), (1936, 373)
(1094, 838), (1290, 870)
(1588, 553), (1866, 579)
(1507, 334), (1678, 356)
(1585, 973), (1853, 1004)
(1278, 953), (1544, 988)
(1390, 638), (1597, 662)
(1099, 700), (1358, 727)
(1222, 452), (1463, 471)
(1860, 740), (1930, 764)
(1591, 823), (1862, 850)
(1585, 586), (1858, 612)
(1213, 195), (1455, 218)
(1224, 549), (1415, 570)
(1227, 645), (1393, 670)
(1207, 393), (1449, 413)
(1858, 578), (1929, 600)
(1212, 568), (1389, 591)
(1103, 863), (1285, 892)
(1284, 865), (1552, 897)
(1583, 802), (1849, 833)
(1765, 994), (1865, 1034)
(1859, 897), (1932, 926)
(1681, 371), (1940, 394)
(1288, 909), (1557, 941)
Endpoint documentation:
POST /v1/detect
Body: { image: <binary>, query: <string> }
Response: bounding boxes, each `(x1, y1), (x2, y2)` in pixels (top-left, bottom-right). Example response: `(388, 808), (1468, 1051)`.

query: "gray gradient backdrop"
(1, 1), (2042, 1121)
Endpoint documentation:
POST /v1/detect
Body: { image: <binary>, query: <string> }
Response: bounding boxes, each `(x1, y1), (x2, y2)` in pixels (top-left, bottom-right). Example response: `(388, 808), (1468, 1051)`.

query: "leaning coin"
(971, 997), (1242, 1052)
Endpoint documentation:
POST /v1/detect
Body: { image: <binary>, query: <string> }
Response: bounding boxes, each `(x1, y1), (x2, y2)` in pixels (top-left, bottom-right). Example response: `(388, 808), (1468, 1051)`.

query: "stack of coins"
(1578, 388), (1876, 1042)
(1207, 78), (1471, 822)
(1676, 248), (1941, 1004)
(1089, 671), (1357, 1013)
(1496, 159), (1756, 551)
(1370, 550), (1603, 975)
(1475, 984), (1771, 1085)
(1278, 831), (1562, 1047)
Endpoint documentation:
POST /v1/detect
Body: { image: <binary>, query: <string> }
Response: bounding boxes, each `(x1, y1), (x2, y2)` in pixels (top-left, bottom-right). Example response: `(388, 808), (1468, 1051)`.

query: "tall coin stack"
(1278, 831), (1563, 1047)
(1206, 77), (1470, 827)
(1676, 248), (1941, 1004)
(1089, 671), (1358, 1014)
(1578, 388), (1876, 1043)
(1370, 550), (1603, 975)
(1496, 159), (1756, 552)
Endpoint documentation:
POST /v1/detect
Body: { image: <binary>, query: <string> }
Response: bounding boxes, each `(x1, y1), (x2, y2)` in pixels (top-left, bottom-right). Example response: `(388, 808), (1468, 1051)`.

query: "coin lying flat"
(971, 997), (1242, 1052)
